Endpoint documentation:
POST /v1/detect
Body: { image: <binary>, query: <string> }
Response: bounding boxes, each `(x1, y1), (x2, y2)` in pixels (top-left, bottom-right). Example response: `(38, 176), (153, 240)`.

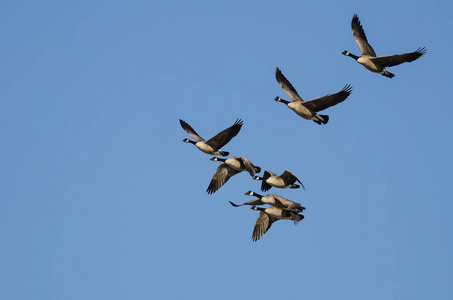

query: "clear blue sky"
(1, 0), (452, 299)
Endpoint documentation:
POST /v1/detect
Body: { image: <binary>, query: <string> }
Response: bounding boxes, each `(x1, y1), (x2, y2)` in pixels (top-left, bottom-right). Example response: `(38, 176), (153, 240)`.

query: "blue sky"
(1, 0), (453, 299)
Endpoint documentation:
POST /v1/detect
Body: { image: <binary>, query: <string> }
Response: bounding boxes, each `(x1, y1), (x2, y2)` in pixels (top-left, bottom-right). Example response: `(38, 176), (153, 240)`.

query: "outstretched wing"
(179, 119), (205, 142)
(351, 14), (376, 57)
(281, 170), (305, 189)
(240, 156), (258, 177)
(206, 119), (243, 149)
(273, 195), (306, 212)
(302, 84), (353, 112)
(230, 198), (265, 207)
(370, 47), (426, 67)
(206, 164), (241, 194)
(252, 212), (278, 241)
(275, 67), (304, 102)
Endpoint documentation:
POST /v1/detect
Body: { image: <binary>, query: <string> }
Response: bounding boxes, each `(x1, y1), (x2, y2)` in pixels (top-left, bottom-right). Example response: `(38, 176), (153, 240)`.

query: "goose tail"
(313, 115), (329, 125)
(382, 70), (395, 78)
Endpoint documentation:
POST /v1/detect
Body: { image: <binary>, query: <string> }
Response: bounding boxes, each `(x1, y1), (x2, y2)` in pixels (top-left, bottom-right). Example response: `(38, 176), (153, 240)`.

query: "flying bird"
(342, 14), (426, 78)
(206, 157), (261, 194)
(240, 205), (304, 241)
(179, 119), (243, 156)
(275, 67), (352, 125)
(229, 190), (306, 212)
(253, 170), (304, 192)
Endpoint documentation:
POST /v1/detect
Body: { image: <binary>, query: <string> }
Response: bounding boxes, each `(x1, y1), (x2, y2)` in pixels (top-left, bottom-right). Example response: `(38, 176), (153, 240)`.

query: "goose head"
(342, 50), (350, 56)
(245, 190), (255, 196)
(275, 96), (290, 105)
(252, 176), (262, 181)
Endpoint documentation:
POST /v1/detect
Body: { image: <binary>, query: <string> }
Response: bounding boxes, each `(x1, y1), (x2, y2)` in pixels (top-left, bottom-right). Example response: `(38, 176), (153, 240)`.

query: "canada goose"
(342, 14), (426, 78)
(247, 205), (304, 241)
(206, 157), (261, 194)
(275, 67), (352, 125)
(253, 170), (304, 192)
(179, 119), (243, 156)
(229, 190), (306, 212)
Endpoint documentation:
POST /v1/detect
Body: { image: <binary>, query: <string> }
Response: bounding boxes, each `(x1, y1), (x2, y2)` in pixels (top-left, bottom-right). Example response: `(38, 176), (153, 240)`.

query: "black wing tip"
(234, 119), (244, 126)
(342, 84), (353, 94)
(352, 14), (359, 25)
(206, 183), (218, 195)
(416, 47), (427, 55)
(229, 201), (241, 207)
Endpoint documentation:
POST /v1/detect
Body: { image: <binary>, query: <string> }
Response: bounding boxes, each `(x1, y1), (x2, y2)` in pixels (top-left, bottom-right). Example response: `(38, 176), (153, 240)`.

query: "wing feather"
(206, 119), (243, 149)
(179, 119), (205, 142)
(369, 47), (426, 67)
(275, 67), (304, 102)
(302, 84), (352, 112)
(252, 212), (277, 241)
(206, 164), (241, 194)
(351, 14), (376, 57)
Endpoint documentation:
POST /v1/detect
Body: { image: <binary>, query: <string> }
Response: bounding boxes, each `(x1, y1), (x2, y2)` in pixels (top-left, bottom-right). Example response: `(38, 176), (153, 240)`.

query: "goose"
(179, 119), (243, 156)
(229, 191), (305, 212)
(342, 14), (426, 78)
(246, 205), (304, 241)
(275, 67), (352, 125)
(206, 157), (261, 194)
(253, 170), (304, 192)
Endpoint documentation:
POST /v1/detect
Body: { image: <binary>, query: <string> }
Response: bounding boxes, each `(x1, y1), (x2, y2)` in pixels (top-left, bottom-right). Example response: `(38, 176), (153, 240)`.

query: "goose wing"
(369, 47), (426, 67)
(252, 211), (278, 241)
(351, 14), (376, 57)
(273, 194), (306, 212)
(275, 67), (304, 102)
(302, 84), (352, 112)
(206, 119), (243, 149)
(230, 198), (266, 207)
(239, 156), (258, 177)
(281, 170), (305, 189)
(261, 170), (274, 192)
(206, 164), (241, 194)
(179, 119), (205, 142)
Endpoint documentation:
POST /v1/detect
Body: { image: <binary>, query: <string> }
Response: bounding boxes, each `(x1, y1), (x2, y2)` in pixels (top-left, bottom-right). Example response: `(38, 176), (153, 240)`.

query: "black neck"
(253, 192), (264, 199)
(279, 98), (291, 105)
(349, 53), (359, 60)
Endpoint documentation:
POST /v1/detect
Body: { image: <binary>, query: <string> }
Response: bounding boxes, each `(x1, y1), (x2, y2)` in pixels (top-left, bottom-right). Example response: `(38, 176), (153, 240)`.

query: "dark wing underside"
(351, 14), (376, 57)
(240, 156), (257, 177)
(369, 47), (426, 67)
(179, 119), (205, 142)
(261, 170), (273, 192)
(252, 212), (278, 241)
(206, 164), (241, 194)
(280, 170), (305, 189)
(302, 84), (353, 112)
(206, 119), (243, 149)
(275, 67), (304, 102)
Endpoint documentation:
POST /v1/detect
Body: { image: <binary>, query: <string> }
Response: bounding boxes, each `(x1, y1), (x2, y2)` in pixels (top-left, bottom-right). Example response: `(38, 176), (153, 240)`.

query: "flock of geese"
(179, 14), (426, 241)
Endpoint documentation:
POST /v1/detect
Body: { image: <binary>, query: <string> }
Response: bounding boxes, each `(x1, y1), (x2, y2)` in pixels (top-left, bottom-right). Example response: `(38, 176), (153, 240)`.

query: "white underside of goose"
(287, 102), (314, 119)
(195, 142), (222, 155)
(266, 177), (290, 188)
(225, 157), (243, 170)
(357, 56), (383, 73)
